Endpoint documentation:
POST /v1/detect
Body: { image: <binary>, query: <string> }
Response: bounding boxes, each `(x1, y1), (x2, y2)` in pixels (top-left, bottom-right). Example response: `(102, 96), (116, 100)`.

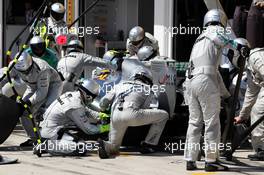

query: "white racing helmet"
(50, 3), (65, 21)
(66, 39), (84, 53)
(130, 71), (153, 86)
(78, 79), (100, 105)
(129, 26), (145, 44)
(128, 67), (153, 86)
(30, 36), (46, 57)
(102, 50), (124, 71)
(102, 50), (119, 62)
(203, 9), (227, 27)
(14, 51), (33, 73)
(137, 46), (156, 61)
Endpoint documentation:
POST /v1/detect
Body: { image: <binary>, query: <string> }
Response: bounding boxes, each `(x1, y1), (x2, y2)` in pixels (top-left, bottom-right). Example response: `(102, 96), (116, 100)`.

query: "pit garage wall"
(82, 0), (139, 56)
(65, 0), (79, 27)
(0, 0), (4, 67)
(75, 0), (174, 59)
(82, 0), (139, 78)
(78, 0), (176, 77)
(154, 0), (174, 59)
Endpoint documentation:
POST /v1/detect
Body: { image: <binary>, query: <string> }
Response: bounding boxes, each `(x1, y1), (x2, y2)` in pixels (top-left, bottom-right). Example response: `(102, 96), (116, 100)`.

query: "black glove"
(241, 46), (250, 58)
(16, 102), (25, 115)
(238, 44), (250, 58)
(24, 100), (32, 107)
(116, 57), (124, 71)
(227, 49), (234, 61)
(35, 107), (45, 122)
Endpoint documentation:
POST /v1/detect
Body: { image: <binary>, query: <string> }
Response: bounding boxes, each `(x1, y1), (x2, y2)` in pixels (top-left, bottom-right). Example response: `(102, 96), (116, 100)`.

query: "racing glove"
(99, 112), (110, 125)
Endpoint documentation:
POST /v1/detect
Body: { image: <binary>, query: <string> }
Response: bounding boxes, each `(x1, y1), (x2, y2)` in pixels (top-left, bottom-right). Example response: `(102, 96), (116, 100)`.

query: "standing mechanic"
(35, 2), (67, 56)
(235, 47), (264, 161)
(183, 9), (251, 171)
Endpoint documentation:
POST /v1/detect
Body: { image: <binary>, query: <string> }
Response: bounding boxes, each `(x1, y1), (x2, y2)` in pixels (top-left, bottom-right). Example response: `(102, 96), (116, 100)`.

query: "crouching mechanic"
(97, 70), (169, 159)
(38, 79), (110, 156)
(1, 36), (58, 98)
(235, 47), (264, 161)
(57, 39), (115, 93)
(0, 51), (62, 146)
(183, 9), (251, 171)
(126, 26), (159, 56)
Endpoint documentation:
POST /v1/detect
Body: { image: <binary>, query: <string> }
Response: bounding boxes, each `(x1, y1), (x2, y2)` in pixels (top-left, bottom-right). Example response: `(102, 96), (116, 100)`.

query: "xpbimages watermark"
(99, 82), (166, 96)
(33, 26), (100, 37)
(33, 140), (99, 154)
(164, 140), (232, 154)
(156, 25), (232, 37)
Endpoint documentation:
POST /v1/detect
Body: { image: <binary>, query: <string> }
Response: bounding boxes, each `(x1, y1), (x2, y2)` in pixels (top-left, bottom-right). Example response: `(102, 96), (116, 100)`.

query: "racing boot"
(33, 140), (48, 157)
(186, 161), (197, 170)
(248, 149), (264, 161)
(205, 161), (229, 171)
(97, 139), (110, 159)
(0, 155), (18, 165)
(20, 139), (34, 147)
(139, 141), (157, 154)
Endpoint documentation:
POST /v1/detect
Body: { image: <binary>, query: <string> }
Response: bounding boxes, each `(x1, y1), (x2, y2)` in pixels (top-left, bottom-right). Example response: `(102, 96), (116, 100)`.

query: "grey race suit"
(0, 58), (62, 139)
(100, 81), (169, 155)
(120, 57), (152, 81)
(40, 91), (101, 154)
(126, 32), (159, 56)
(239, 48), (264, 152)
(184, 25), (239, 162)
(0, 68), (26, 97)
(57, 52), (113, 93)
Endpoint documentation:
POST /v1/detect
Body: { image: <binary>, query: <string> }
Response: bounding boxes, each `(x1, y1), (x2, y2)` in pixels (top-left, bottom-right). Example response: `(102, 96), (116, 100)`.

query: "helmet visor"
(131, 38), (144, 46)
(30, 43), (46, 57)
(51, 10), (65, 21)
(110, 57), (124, 71)
(67, 45), (84, 53)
